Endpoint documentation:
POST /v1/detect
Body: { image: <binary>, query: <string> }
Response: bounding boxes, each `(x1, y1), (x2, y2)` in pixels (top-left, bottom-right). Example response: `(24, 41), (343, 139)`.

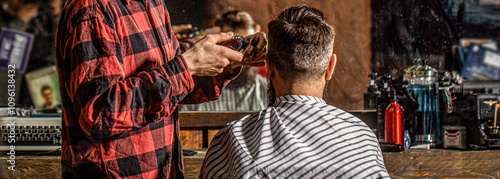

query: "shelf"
(461, 80), (500, 90)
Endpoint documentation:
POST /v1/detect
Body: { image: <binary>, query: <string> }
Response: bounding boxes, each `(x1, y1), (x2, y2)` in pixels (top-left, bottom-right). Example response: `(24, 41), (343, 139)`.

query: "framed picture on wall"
(25, 66), (62, 110)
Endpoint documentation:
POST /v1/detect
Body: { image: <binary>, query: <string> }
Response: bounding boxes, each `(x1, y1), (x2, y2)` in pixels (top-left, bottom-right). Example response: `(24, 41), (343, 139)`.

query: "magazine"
(0, 28), (34, 73)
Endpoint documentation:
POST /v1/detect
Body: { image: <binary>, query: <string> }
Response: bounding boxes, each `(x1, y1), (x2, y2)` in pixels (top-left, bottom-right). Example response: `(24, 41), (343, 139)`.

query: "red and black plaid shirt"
(55, 0), (239, 178)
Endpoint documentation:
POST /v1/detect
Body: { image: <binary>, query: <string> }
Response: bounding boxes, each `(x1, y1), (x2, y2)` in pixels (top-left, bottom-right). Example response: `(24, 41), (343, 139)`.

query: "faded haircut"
(267, 5), (335, 81)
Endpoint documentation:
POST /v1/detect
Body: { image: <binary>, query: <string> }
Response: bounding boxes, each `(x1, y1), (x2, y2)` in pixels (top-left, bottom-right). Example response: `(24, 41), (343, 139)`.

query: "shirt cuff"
(175, 54), (195, 94)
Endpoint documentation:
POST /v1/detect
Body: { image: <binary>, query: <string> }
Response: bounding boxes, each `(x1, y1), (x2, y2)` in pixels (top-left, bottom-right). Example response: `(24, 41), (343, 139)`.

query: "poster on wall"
(0, 28), (33, 73)
(25, 66), (62, 110)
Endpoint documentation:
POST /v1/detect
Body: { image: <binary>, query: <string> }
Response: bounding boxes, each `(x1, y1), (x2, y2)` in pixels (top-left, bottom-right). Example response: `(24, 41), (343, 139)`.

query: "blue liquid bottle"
(404, 58), (441, 146)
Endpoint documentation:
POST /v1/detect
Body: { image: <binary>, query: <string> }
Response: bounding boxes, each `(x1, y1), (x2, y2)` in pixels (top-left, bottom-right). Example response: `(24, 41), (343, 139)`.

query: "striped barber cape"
(200, 95), (390, 179)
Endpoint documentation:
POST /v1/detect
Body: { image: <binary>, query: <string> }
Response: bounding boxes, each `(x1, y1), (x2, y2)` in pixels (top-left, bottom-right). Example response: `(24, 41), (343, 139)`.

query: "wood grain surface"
(179, 112), (252, 128)
(2, 149), (500, 179)
(0, 156), (60, 179)
(384, 149), (500, 179)
(179, 112), (253, 148)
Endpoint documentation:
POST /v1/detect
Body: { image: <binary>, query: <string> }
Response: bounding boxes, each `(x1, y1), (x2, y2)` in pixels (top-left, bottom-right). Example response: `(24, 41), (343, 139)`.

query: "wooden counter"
(1, 149), (499, 178)
(383, 149), (500, 178)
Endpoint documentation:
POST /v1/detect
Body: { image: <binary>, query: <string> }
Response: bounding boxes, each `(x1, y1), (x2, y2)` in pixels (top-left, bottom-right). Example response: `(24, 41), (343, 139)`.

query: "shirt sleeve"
(180, 67), (241, 104)
(57, 7), (194, 138)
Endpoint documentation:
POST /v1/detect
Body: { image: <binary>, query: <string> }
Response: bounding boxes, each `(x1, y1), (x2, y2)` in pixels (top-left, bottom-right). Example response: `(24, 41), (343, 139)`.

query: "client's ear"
(255, 24), (261, 32)
(266, 54), (275, 77)
(325, 53), (337, 80)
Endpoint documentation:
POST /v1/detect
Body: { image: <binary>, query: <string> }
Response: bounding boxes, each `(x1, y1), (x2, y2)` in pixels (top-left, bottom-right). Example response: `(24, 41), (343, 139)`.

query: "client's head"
(266, 5), (336, 106)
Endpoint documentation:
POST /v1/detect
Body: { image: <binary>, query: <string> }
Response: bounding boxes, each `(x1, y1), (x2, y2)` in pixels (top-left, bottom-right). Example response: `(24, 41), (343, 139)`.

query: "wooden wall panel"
(180, 129), (221, 149)
(180, 129), (203, 149)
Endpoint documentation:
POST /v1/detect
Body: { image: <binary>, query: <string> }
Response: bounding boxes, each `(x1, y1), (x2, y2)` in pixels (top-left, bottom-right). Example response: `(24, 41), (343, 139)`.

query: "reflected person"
(40, 85), (60, 109)
(181, 10), (267, 111)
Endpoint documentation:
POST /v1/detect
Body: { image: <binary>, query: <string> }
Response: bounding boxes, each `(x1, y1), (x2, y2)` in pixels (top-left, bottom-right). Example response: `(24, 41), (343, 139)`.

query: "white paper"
(484, 51), (500, 68)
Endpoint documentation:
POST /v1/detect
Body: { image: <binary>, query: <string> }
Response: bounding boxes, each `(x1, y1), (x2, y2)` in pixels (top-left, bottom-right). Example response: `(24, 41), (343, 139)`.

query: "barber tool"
(179, 27), (200, 38)
(217, 35), (251, 53)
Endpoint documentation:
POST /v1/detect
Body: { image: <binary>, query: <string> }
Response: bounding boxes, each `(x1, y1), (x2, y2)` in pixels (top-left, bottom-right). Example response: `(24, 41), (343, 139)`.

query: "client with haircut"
(200, 5), (390, 178)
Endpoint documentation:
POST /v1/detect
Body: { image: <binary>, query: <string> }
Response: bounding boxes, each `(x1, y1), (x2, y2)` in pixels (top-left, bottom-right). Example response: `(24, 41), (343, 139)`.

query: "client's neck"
(273, 77), (326, 99)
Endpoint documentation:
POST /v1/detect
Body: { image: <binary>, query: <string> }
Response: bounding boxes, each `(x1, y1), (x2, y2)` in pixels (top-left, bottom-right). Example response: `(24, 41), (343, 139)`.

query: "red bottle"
(385, 89), (405, 147)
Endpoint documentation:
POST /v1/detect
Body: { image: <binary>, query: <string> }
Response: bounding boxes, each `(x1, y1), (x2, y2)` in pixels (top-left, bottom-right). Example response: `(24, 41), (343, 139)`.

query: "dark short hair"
(41, 85), (52, 93)
(215, 10), (256, 32)
(267, 5), (335, 80)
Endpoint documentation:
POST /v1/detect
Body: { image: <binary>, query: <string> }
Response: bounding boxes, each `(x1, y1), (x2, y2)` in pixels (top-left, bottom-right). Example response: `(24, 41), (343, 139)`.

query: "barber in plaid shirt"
(55, 0), (266, 178)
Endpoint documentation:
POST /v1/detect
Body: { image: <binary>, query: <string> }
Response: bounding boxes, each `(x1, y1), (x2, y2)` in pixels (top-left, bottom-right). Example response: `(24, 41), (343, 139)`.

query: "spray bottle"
(385, 89), (405, 148)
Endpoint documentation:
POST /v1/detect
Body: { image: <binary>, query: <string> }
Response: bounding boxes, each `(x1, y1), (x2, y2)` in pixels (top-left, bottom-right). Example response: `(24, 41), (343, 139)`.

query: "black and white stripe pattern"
(180, 75), (267, 111)
(200, 95), (390, 179)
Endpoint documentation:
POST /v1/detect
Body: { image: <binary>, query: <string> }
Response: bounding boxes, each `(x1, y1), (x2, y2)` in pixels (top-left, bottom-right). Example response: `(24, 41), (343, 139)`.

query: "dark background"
(371, 0), (500, 79)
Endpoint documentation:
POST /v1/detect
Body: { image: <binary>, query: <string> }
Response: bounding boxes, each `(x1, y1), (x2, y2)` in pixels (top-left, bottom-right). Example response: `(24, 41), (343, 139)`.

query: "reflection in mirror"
(179, 10), (267, 112)
(168, 0), (374, 111)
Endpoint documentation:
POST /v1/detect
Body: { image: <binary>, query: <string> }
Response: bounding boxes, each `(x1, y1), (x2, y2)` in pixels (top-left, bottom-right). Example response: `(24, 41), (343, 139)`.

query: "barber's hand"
(50, 0), (62, 16)
(230, 32), (267, 68)
(17, 3), (39, 23)
(198, 26), (221, 37)
(183, 32), (243, 76)
(172, 24), (193, 40)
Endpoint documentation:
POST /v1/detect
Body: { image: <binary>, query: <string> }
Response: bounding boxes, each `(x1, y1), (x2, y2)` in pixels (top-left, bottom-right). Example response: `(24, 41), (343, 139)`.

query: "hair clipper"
(216, 35), (251, 53)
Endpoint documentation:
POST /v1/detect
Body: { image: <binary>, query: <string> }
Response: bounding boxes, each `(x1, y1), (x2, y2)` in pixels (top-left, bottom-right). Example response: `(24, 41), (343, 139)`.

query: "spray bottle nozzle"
(391, 89), (398, 102)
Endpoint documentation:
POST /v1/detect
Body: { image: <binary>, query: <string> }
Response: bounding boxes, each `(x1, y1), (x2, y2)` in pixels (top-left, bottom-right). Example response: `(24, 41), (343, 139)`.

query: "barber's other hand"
(172, 24), (192, 40)
(231, 32), (267, 68)
(17, 3), (39, 23)
(50, 0), (62, 16)
(183, 32), (243, 76)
